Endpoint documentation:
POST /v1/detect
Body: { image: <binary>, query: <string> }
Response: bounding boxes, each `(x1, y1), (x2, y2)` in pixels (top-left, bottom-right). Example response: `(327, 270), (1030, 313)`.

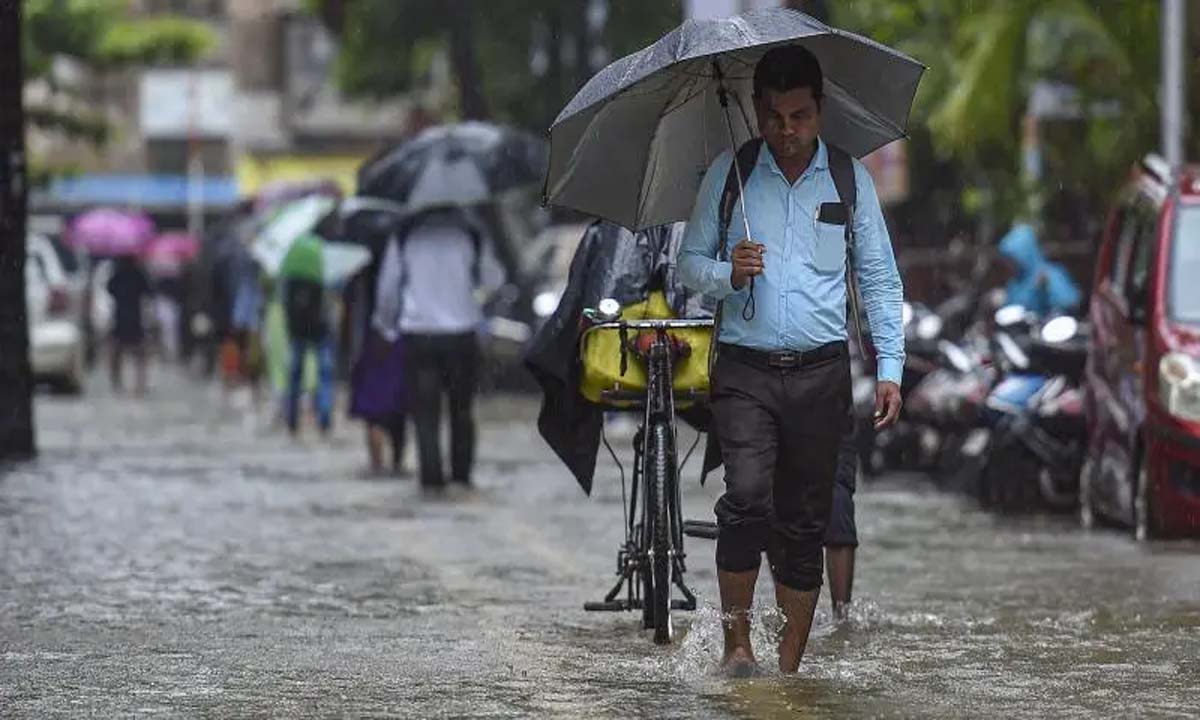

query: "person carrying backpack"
(372, 207), (505, 491)
(280, 233), (336, 436)
(678, 45), (905, 675)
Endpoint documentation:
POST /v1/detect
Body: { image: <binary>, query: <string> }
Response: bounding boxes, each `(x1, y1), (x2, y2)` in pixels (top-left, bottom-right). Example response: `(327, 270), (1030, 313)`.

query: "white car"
(26, 233), (86, 393)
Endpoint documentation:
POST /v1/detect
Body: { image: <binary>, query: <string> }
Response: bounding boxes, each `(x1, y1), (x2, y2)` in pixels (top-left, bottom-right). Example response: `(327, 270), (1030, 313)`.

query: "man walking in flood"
(679, 45), (905, 674)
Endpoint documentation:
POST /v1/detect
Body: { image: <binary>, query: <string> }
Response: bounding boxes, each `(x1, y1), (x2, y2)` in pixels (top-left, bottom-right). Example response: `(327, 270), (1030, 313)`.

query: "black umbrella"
(358, 121), (548, 212)
(543, 7), (925, 231)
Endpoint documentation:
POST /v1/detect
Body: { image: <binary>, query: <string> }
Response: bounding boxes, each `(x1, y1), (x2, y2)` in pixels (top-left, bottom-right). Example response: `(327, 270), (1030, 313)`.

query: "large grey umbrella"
(358, 121), (547, 214)
(543, 7), (925, 231)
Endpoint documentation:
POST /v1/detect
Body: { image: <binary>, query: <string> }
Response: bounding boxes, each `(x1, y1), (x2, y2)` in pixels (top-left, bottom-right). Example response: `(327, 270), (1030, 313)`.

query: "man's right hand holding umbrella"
(729, 240), (765, 290)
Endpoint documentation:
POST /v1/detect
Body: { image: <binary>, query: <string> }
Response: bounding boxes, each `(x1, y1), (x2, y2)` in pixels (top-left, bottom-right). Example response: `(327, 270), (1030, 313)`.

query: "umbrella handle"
(714, 60), (756, 319)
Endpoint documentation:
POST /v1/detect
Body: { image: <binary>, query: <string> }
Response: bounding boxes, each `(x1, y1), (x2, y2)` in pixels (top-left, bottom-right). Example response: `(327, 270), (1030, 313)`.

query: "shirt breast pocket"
(811, 218), (847, 274)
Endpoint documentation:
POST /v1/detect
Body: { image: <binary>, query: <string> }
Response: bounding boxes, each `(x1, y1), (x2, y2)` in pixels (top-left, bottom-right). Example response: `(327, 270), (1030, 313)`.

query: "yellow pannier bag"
(579, 290), (713, 408)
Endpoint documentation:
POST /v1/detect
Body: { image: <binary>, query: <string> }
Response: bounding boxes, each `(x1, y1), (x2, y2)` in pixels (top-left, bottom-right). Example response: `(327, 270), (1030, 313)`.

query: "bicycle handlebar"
(583, 317), (714, 331)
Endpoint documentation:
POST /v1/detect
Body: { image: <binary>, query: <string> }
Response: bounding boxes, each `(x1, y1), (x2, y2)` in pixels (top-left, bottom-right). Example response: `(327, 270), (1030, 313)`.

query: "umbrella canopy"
(250, 195), (338, 276)
(279, 233), (324, 283)
(543, 7), (925, 230)
(67, 207), (157, 256)
(337, 196), (408, 251)
(357, 122), (546, 213)
(144, 231), (200, 276)
(279, 232), (371, 287)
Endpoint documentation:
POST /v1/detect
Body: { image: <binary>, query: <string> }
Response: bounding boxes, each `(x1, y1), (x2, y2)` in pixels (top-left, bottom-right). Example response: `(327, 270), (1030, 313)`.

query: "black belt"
(718, 341), (847, 370)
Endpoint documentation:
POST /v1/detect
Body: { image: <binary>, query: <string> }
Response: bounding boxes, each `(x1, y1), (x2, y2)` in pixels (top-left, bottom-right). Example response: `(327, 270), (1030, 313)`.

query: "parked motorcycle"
(910, 336), (998, 496)
(858, 283), (1000, 478)
(976, 308), (1089, 513)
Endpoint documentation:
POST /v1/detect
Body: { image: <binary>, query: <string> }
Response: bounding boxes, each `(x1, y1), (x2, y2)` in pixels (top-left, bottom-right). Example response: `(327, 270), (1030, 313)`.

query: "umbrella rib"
(632, 84), (688, 229)
(825, 77), (907, 139)
(661, 74), (713, 117)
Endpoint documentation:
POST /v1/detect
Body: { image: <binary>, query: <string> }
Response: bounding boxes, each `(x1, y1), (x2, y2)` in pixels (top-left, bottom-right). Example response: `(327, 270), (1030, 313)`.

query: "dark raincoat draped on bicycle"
(523, 220), (717, 494)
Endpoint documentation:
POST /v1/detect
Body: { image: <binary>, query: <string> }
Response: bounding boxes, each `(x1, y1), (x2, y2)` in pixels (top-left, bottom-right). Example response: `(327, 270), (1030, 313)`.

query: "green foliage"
(23, 0), (117, 80)
(836, 0), (1166, 236)
(96, 16), (216, 67)
(22, 0), (217, 152)
(315, 0), (682, 132)
(25, 105), (109, 145)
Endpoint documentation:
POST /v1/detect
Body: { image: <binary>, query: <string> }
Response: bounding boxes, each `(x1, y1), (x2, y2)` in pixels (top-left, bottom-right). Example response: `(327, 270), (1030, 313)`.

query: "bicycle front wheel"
(646, 419), (674, 645)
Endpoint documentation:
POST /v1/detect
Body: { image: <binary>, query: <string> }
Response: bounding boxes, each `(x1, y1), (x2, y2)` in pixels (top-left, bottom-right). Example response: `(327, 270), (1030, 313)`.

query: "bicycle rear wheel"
(646, 419), (674, 644)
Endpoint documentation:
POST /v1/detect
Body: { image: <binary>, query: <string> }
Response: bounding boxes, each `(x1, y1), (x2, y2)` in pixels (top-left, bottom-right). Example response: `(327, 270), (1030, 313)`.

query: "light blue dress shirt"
(679, 138), (905, 384)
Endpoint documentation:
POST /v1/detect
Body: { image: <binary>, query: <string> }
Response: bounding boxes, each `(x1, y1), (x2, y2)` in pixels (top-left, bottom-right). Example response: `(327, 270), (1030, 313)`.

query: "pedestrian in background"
(373, 207), (504, 490)
(825, 418), (859, 620)
(154, 272), (183, 363)
(281, 236), (336, 436)
(348, 231), (409, 476)
(997, 223), (1081, 316)
(106, 254), (153, 395)
(227, 253), (265, 403)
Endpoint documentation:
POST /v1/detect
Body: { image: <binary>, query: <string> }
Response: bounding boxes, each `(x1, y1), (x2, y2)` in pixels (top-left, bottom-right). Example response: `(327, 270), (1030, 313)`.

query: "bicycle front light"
(596, 298), (622, 322)
(1159, 352), (1200, 422)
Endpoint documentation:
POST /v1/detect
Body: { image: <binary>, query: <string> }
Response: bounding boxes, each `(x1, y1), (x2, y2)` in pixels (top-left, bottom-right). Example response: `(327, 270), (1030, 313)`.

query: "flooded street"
(3, 373), (1199, 718)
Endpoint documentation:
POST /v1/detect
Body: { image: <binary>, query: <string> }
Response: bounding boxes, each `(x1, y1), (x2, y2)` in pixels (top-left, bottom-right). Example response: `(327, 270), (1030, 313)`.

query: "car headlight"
(532, 290), (562, 318)
(1159, 352), (1200, 421)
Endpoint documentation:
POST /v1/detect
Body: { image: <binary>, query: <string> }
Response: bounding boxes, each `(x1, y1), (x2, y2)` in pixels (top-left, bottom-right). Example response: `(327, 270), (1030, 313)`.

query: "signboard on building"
(139, 69), (234, 139)
(235, 154), (366, 197)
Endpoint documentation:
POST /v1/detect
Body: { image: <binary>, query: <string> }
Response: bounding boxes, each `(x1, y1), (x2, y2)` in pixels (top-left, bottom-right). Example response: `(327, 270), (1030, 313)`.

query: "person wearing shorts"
(824, 420), (859, 619)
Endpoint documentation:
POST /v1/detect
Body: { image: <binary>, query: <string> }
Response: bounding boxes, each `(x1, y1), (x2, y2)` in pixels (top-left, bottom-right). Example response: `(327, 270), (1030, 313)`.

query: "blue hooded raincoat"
(998, 224), (1081, 316)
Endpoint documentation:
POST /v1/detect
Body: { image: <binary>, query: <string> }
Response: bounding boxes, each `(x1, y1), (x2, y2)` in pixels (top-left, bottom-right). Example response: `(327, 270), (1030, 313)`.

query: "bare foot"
(720, 646), (758, 678)
(776, 587), (820, 673)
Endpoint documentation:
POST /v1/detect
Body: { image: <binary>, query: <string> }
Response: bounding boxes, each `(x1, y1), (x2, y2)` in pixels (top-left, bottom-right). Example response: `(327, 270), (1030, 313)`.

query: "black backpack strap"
(717, 138), (763, 261)
(826, 143), (857, 218)
(826, 143), (858, 275)
(826, 142), (873, 365)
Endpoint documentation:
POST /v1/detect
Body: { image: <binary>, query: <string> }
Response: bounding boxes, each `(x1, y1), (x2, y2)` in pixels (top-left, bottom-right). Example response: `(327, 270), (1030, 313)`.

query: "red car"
(1081, 154), (1200, 538)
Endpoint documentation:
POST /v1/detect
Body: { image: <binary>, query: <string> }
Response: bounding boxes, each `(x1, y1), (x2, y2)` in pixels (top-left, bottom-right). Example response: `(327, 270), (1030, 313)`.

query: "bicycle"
(579, 300), (713, 644)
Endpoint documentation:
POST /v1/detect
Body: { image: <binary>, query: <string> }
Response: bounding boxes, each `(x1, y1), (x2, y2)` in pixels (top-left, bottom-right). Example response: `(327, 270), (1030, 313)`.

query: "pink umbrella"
(67, 207), (156, 256)
(144, 231), (200, 276)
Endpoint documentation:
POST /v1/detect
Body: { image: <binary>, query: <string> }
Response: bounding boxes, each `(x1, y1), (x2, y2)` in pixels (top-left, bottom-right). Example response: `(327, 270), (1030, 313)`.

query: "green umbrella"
(279, 232), (325, 282)
(251, 195), (338, 275)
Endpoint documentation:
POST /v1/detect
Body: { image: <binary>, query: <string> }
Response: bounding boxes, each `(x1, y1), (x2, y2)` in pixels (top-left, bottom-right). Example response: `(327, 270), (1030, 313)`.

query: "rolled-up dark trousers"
(824, 417), (860, 548)
(711, 342), (852, 591)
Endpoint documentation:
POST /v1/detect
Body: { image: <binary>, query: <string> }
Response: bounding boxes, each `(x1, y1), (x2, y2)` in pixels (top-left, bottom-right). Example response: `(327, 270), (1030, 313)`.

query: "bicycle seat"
(629, 331), (692, 359)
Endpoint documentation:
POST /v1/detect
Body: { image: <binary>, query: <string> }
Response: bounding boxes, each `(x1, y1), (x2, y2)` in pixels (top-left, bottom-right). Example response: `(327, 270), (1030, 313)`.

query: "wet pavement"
(3, 370), (1199, 718)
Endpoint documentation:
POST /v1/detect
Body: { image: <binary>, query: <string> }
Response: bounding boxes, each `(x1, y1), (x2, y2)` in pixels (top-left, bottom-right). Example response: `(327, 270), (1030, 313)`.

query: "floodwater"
(2, 371), (1198, 717)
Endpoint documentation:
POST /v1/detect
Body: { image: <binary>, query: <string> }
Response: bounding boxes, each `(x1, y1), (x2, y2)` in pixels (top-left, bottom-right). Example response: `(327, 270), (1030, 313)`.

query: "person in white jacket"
(373, 207), (505, 490)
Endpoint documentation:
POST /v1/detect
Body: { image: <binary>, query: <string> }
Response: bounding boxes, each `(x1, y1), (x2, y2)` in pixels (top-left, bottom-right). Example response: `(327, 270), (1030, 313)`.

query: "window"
(1109, 203), (1138, 290)
(1169, 206), (1200, 323)
(1126, 203), (1158, 310)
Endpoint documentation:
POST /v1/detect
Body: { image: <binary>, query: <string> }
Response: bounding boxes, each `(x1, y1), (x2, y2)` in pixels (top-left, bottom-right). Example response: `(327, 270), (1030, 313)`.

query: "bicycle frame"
(584, 317), (711, 630)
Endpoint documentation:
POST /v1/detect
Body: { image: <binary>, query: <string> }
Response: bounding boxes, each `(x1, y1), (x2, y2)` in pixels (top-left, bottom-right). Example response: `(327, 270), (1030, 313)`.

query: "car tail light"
(47, 287), (70, 316)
